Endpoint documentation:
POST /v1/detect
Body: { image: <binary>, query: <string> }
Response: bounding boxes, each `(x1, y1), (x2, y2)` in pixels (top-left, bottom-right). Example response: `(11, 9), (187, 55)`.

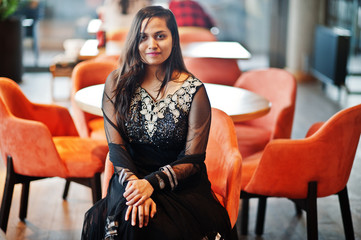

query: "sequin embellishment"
(127, 77), (202, 141)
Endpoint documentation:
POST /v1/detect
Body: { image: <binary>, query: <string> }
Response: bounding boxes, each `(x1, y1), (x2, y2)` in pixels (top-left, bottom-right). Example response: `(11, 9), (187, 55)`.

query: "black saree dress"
(81, 74), (231, 240)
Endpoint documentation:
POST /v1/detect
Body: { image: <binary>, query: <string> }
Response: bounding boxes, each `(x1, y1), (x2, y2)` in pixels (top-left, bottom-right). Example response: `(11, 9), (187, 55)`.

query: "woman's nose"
(148, 38), (158, 49)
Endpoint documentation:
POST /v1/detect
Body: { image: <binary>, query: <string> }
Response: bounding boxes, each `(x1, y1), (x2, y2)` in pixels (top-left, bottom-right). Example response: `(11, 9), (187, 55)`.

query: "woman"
(82, 5), (231, 240)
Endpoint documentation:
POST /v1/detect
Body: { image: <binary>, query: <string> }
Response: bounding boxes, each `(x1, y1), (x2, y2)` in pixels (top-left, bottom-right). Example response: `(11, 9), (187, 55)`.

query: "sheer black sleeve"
(145, 84), (211, 191)
(102, 71), (137, 186)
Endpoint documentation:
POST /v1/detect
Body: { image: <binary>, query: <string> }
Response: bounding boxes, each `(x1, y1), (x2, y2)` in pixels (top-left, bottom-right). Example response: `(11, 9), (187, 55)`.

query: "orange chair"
(93, 53), (121, 63)
(178, 26), (217, 44)
(71, 59), (118, 140)
(233, 68), (297, 158)
(102, 108), (242, 231)
(0, 78), (108, 233)
(240, 104), (361, 239)
(184, 57), (241, 86)
(106, 27), (129, 42)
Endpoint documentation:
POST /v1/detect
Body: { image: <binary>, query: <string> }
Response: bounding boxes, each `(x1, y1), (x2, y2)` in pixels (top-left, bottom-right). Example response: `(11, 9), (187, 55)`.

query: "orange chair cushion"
(88, 118), (106, 141)
(234, 124), (271, 158)
(53, 137), (108, 178)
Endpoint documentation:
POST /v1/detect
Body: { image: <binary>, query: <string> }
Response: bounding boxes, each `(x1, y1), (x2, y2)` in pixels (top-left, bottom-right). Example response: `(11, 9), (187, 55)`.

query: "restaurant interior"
(0, 0), (361, 239)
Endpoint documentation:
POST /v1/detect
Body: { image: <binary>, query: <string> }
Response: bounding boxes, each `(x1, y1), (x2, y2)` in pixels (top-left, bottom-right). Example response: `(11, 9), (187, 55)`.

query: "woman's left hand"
(124, 179), (154, 206)
(125, 198), (157, 228)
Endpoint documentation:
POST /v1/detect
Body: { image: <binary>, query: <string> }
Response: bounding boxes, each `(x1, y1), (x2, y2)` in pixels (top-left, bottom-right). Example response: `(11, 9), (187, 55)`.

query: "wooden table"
(75, 83), (270, 122)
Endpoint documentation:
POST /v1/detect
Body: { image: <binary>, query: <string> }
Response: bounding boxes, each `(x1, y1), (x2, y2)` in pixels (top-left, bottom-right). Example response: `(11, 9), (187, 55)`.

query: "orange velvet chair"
(184, 57), (241, 86)
(0, 78), (108, 233)
(178, 26), (217, 44)
(239, 104), (361, 239)
(233, 68), (297, 158)
(101, 108), (242, 232)
(71, 59), (118, 140)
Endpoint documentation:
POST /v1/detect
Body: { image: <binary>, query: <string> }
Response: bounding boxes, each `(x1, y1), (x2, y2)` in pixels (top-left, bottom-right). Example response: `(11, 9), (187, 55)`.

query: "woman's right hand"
(125, 198), (157, 228)
(124, 179), (154, 206)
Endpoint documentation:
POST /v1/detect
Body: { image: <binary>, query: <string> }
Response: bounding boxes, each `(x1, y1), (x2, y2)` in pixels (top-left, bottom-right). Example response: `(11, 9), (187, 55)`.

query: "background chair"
(239, 104), (361, 239)
(178, 26), (217, 44)
(0, 78), (108, 233)
(106, 27), (129, 43)
(71, 59), (118, 140)
(184, 57), (241, 86)
(101, 108), (242, 236)
(233, 68), (297, 158)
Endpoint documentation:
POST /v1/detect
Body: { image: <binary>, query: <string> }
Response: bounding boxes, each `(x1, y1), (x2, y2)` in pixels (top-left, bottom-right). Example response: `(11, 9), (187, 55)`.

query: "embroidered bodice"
(125, 77), (203, 150)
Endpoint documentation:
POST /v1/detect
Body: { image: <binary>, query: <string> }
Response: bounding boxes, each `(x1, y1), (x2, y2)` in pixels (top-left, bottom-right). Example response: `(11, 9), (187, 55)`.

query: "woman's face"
(138, 17), (173, 68)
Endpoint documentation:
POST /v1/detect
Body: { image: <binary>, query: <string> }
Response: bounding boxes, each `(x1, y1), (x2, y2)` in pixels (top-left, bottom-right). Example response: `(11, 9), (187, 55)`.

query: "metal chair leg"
(338, 187), (355, 240)
(63, 180), (71, 200)
(240, 198), (249, 235)
(19, 181), (30, 221)
(306, 182), (318, 240)
(0, 156), (16, 232)
(255, 197), (267, 235)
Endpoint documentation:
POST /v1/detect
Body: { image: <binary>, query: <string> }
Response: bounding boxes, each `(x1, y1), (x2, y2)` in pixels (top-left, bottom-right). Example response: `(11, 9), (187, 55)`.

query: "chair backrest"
(0, 78), (68, 177)
(245, 104), (361, 199)
(178, 26), (217, 44)
(184, 57), (241, 86)
(0, 77), (36, 120)
(0, 77), (78, 137)
(101, 108), (242, 227)
(71, 59), (118, 137)
(234, 68), (297, 139)
(205, 108), (243, 227)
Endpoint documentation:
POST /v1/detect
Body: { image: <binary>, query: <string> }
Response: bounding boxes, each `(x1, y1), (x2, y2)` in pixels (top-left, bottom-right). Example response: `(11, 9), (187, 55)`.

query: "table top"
(75, 83), (271, 122)
(181, 41), (251, 60)
(79, 39), (101, 60)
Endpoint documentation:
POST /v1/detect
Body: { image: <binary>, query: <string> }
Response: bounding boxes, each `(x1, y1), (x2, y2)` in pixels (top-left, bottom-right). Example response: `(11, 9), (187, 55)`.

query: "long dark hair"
(114, 5), (189, 136)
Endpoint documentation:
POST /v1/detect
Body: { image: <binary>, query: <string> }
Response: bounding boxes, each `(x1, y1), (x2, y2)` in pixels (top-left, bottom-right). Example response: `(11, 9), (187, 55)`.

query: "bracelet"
(160, 165), (178, 190)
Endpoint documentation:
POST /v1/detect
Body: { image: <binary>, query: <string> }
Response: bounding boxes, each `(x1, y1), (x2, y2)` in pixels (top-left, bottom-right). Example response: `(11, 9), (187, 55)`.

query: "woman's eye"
(140, 35), (147, 41)
(156, 34), (166, 40)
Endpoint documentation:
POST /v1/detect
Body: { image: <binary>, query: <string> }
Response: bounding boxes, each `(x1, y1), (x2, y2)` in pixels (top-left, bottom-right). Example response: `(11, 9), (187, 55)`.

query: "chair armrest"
(305, 122), (324, 137)
(272, 104), (296, 139)
(32, 102), (79, 136)
(224, 149), (242, 227)
(1, 117), (68, 177)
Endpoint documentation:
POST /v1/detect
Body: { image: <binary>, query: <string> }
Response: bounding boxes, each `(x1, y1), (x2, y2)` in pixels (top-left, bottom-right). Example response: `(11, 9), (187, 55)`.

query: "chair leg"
(306, 182), (318, 240)
(90, 173), (102, 204)
(63, 180), (71, 200)
(19, 182), (30, 221)
(255, 197), (267, 235)
(240, 198), (249, 235)
(295, 202), (302, 216)
(0, 156), (17, 232)
(338, 187), (355, 240)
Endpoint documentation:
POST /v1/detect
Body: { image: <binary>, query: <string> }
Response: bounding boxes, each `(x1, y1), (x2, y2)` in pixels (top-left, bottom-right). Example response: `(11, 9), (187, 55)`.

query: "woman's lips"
(147, 52), (161, 56)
